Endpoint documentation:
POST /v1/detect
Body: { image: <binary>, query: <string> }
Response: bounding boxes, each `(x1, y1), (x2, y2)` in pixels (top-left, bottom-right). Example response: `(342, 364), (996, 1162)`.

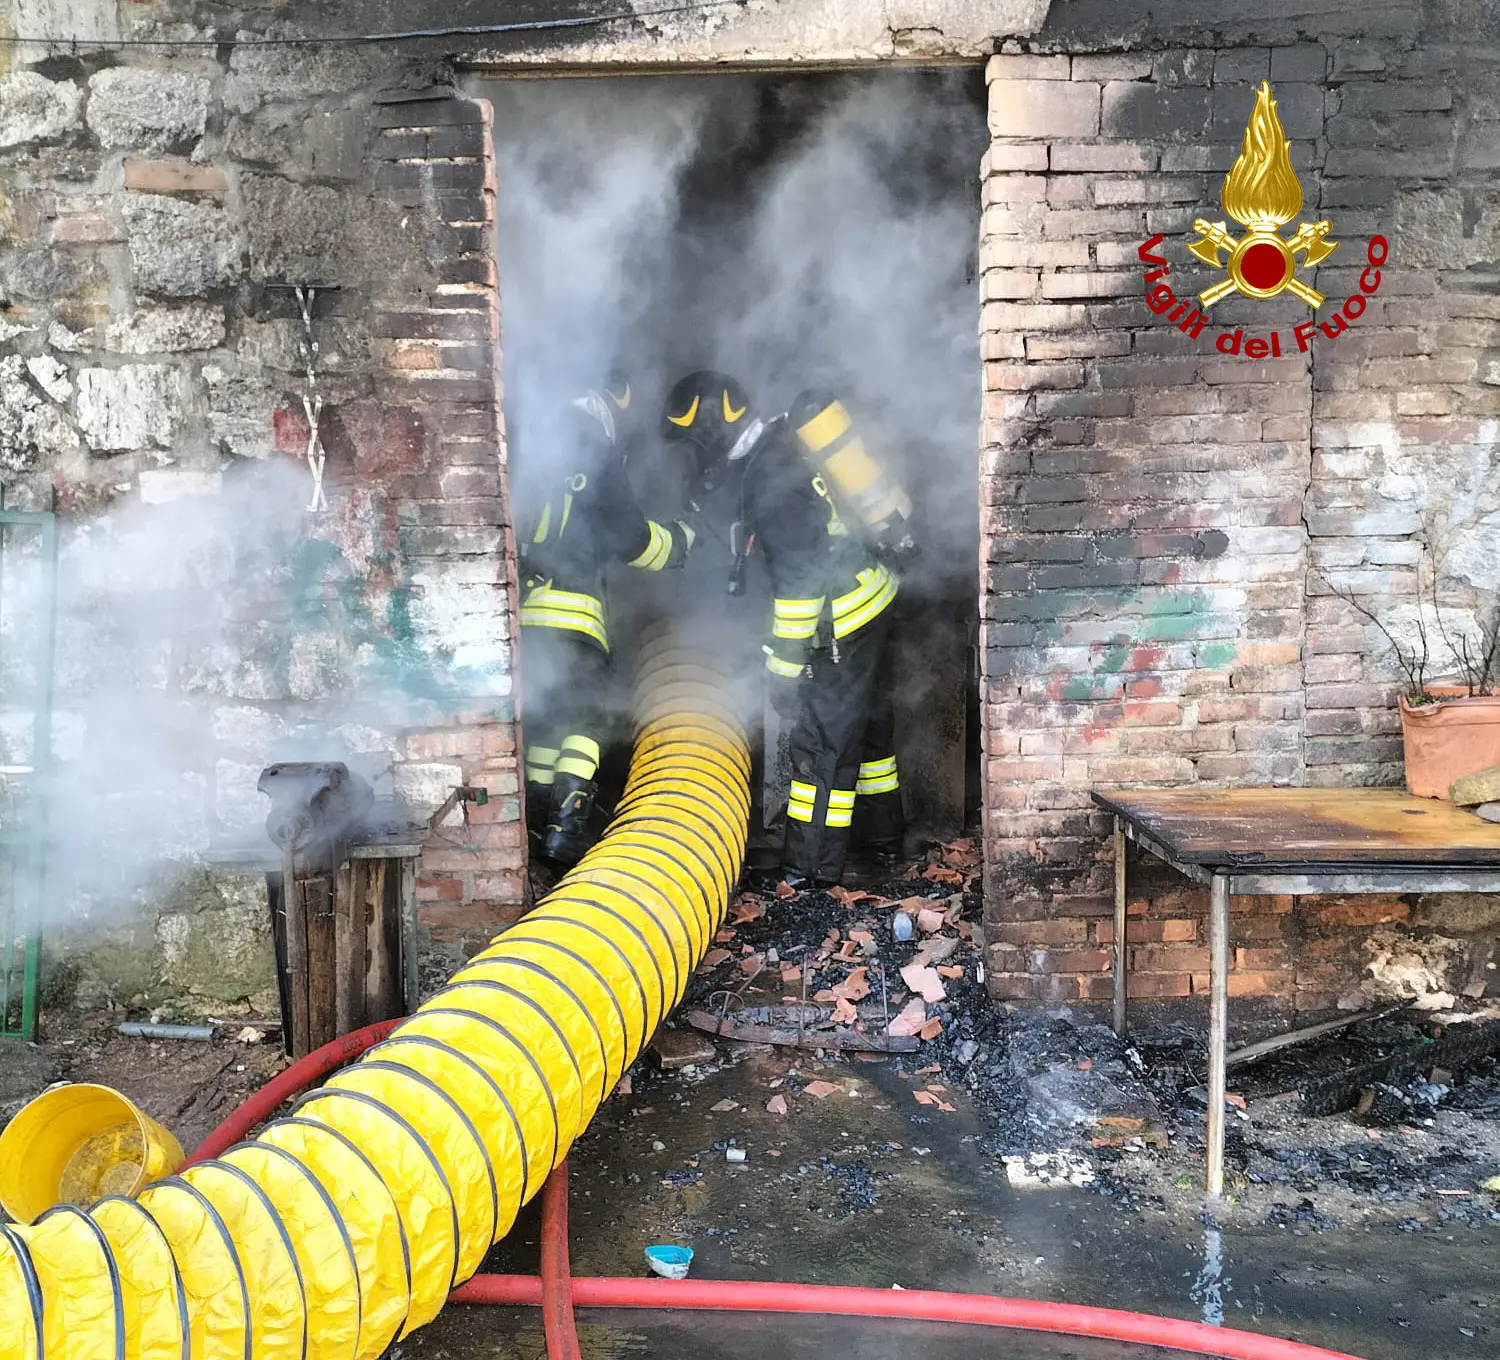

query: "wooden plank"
(400, 858), (419, 1012)
(366, 860), (404, 1021)
(265, 872), (296, 1057)
(334, 860), (363, 1036)
(1093, 787), (1500, 867)
(281, 851), (312, 1060)
(303, 876), (337, 1053)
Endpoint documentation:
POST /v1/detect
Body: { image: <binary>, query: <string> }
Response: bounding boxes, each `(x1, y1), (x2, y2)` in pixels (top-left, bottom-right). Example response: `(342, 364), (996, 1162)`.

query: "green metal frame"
(0, 507), (58, 1042)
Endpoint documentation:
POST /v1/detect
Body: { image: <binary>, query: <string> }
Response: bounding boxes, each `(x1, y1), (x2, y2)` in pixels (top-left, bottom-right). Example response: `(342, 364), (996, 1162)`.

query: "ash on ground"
(671, 837), (1500, 1233)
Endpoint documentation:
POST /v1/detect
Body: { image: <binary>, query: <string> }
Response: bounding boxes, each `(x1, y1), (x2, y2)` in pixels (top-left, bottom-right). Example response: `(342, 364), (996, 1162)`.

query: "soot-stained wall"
(979, 1), (1500, 1013)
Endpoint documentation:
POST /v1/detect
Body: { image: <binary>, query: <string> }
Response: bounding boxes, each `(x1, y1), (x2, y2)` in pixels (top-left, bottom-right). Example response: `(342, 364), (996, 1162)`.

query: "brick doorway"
(471, 66), (989, 872)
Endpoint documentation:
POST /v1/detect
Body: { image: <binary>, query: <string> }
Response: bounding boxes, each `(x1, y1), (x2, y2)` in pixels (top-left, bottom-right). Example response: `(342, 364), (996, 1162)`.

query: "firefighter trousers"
(783, 609), (904, 884)
(520, 623), (609, 823)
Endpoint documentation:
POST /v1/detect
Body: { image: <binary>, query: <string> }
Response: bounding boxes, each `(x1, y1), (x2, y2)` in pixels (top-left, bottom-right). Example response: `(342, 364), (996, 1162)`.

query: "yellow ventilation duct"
(0, 636), (750, 1360)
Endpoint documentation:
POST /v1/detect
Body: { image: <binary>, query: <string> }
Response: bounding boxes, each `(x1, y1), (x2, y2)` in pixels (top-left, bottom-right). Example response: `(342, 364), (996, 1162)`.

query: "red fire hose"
(184, 1018), (401, 1166)
(538, 1161), (583, 1360)
(189, 1023), (1367, 1360)
(450, 1275), (1366, 1360)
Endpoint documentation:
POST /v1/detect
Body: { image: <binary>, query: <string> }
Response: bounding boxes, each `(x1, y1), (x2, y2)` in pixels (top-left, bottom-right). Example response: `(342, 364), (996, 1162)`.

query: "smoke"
(483, 68), (987, 738)
(0, 457), (482, 931)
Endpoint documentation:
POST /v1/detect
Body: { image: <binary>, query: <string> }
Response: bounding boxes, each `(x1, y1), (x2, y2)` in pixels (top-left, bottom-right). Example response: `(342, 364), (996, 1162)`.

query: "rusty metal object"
(1225, 1002), (1411, 1071)
(1093, 787), (1500, 869)
(259, 762), (374, 863)
(1297, 1017), (1500, 1116)
(682, 1007), (919, 1054)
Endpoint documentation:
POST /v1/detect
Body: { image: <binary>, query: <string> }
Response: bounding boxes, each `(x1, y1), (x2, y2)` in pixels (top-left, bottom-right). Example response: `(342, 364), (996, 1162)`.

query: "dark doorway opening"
(480, 67), (987, 877)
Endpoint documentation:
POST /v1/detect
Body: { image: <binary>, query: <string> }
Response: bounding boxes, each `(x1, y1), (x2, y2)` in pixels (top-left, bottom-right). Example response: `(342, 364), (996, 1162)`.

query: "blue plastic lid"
(646, 1245), (693, 1265)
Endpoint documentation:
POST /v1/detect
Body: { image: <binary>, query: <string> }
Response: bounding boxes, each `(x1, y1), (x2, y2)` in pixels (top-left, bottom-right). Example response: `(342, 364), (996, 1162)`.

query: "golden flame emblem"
(1187, 82), (1337, 308)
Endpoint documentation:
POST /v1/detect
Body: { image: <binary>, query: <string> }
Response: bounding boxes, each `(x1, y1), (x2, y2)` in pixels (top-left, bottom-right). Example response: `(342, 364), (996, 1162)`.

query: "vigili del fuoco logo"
(1137, 80), (1387, 357)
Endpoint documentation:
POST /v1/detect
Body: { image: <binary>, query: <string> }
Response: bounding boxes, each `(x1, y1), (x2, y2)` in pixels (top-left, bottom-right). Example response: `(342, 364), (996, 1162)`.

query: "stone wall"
(978, 4), (1500, 1011)
(0, 11), (526, 1006)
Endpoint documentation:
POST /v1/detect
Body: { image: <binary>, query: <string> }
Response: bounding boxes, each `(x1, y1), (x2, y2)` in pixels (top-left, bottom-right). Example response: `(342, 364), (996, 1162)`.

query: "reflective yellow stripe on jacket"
(520, 583), (609, 650)
(772, 596), (824, 641)
(627, 521), (674, 572)
(831, 564), (897, 638)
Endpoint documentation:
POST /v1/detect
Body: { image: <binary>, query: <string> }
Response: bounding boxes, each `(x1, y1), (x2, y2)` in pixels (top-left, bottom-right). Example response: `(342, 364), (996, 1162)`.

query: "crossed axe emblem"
(1187, 217), (1339, 309)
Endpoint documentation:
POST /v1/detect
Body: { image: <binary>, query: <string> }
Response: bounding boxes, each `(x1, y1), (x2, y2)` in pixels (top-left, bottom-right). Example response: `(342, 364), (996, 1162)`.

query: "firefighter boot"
(543, 772), (598, 867)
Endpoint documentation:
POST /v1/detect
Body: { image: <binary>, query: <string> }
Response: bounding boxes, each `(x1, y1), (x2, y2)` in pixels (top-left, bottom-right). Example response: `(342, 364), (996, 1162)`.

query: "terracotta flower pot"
(1398, 688), (1500, 799)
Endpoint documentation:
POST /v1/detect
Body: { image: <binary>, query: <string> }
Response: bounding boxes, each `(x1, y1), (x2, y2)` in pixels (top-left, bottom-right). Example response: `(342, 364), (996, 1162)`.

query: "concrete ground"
(402, 1040), (1500, 1360)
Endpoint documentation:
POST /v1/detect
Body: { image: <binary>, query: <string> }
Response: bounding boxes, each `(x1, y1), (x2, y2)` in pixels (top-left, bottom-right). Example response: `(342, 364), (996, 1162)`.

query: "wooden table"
(1091, 787), (1500, 1195)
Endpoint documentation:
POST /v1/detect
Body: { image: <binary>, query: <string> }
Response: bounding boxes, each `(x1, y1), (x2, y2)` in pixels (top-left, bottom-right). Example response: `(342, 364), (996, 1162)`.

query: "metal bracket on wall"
(265, 283), (342, 514)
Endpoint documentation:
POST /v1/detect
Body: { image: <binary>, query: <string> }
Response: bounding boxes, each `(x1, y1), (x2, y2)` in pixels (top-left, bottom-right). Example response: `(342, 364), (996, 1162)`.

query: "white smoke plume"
(483, 68), (988, 738)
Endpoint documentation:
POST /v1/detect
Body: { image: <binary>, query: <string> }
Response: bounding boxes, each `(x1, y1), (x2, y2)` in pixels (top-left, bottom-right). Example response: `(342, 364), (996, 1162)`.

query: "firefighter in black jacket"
(660, 371), (908, 889)
(520, 379), (695, 865)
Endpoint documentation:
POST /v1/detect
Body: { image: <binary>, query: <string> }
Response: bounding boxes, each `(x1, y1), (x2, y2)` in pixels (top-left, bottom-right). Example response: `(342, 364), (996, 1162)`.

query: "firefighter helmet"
(660, 371), (754, 496)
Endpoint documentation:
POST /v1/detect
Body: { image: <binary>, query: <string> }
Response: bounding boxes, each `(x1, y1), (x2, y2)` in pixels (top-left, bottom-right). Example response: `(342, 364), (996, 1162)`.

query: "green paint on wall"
(1199, 642), (1237, 668)
(1143, 592), (1210, 641)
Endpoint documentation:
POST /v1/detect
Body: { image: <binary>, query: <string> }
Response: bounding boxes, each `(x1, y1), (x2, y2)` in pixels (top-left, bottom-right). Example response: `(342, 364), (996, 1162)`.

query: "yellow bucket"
(0, 1083), (184, 1224)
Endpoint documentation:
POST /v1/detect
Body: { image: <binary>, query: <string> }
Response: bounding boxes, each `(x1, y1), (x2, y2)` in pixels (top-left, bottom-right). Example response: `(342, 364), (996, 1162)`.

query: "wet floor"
(404, 1045), (1500, 1360)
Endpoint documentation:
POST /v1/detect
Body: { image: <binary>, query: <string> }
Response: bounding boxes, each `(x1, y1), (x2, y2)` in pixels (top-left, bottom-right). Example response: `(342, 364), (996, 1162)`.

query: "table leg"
(1206, 873), (1229, 1197)
(1113, 817), (1127, 1036)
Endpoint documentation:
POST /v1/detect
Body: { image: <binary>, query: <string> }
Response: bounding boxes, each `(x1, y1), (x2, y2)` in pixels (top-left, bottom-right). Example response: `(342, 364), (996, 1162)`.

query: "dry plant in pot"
(1323, 553), (1500, 799)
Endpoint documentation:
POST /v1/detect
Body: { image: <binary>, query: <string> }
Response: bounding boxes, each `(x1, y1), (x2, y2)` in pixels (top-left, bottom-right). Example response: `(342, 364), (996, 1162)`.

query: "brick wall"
(978, 26), (1500, 1011)
(369, 92), (528, 945)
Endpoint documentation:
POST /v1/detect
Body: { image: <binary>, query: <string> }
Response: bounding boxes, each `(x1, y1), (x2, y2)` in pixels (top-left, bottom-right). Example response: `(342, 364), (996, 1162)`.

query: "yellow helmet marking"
(723, 391), (746, 422)
(608, 384), (631, 410)
(667, 394), (700, 427)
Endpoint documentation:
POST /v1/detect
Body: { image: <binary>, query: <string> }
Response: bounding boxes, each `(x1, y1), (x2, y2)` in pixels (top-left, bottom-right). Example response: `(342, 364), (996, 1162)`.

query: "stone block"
(123, 194), (244, 296)
(241, 173), (410, 286)
(138, 468), (222, 503)
(0, 71), (82, 147)
(225, 34), (383, 115)
(0, 353), (81, 474)
(1271, 43), (1329, 83)
(229, 107), (367, 182)
(74, 364), (180, 451)
(106, 304), (226, 354)
(1049, 141), (1157, 172)
(86, 68), (210, 153)
(49, 213), (122, 245)
(981, 142), (1048, 173)
(123, 158), (228, 194)
(1212, 81), (1324, 141)
(1450, 766), (1500, 806)
(1069, 54), (1153, 81)
(1153, 50), (1215, 86)
(986, 54), (1071, 81)
(203, 364), (272, 458)
(395, 760), (465, 814)
(1214, 48), (1270, 84)
(990, 79), (1100, 139)
(1102, 82), (1212, 141)
(287, 633), (344, 700)
(26, 354), (71, 402)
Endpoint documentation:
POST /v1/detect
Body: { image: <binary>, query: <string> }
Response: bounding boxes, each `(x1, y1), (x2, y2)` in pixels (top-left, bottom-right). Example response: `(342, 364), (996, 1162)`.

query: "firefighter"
(520, 376), (695, 866)
(659, 371), (908, 889)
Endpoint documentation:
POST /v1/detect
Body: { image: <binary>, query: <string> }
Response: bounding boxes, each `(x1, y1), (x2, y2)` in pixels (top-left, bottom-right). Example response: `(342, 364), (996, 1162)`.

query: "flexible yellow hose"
(0, 638), (750, 1360)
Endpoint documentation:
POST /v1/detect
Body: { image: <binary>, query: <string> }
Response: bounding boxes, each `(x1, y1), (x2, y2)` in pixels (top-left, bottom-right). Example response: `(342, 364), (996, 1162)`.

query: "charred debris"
(650, 837), (1500, 1215)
